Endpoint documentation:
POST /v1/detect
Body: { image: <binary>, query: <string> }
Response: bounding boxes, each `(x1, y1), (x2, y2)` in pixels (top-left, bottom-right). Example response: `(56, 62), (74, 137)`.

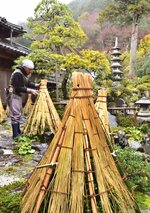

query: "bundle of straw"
(5, 105), (10, 116)
(95, 88), (111, 140)
(0, 95), (7, 123)
(21, 72), (140, 213)
(22, 79), (61, 136)
(23, 94), (33, 116)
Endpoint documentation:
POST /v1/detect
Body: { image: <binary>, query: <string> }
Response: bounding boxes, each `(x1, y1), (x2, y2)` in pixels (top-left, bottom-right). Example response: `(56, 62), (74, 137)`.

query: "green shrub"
(15, 136), (35, 155)
(124, 127), (144, 142)
(0, 182), (22, 213)
(115, 145), (150, 192)
(138, 123), (150, 134)
(112, 126), (146, 143)
(135, 192), (150, 208)
(118, 116), (135, 127)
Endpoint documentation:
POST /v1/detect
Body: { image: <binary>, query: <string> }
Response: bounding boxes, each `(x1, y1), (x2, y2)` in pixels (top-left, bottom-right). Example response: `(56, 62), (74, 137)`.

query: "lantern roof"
(135, 97), (150, 105)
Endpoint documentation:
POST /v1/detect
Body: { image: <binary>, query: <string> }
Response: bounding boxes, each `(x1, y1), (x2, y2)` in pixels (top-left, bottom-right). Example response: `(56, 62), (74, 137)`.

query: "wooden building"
(0, 17), (30, 105)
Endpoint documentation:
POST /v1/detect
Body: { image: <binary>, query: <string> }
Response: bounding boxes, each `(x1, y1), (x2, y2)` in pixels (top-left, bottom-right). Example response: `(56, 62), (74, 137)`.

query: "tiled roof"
(0, 38), (31, 55)
(0, 17), (26, 38)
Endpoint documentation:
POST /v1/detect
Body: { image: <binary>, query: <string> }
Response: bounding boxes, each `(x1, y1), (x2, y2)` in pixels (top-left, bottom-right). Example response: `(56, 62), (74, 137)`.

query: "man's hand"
(31, 89), (38, 96)
(27, 88), (38, 95)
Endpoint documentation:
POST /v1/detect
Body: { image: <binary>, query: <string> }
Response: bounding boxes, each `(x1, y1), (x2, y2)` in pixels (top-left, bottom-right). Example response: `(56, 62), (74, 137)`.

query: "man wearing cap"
(8, 59), (39, 139)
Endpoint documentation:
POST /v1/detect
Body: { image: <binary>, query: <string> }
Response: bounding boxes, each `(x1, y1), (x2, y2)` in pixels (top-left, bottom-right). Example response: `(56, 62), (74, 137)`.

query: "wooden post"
(134, 108), (137, 127)
(55, 71), (59, 102)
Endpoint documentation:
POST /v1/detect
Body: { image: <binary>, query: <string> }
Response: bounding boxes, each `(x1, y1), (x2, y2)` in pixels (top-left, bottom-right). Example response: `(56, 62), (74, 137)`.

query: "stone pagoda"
(111, 37), (123, 86)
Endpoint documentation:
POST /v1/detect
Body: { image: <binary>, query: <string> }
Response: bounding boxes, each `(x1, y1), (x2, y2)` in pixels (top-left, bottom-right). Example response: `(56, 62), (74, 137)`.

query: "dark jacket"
(10, 66), (38, 96)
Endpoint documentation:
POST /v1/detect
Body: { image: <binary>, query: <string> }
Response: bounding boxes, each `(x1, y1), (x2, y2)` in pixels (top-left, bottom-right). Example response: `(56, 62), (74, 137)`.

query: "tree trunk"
(129, 20), (138, 76)
(62, 72), (69, 99)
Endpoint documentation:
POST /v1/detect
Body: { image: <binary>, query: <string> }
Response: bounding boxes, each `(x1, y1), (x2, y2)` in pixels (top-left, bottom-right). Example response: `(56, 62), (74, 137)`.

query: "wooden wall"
(0, 56), (13, 107)
(0, 68), (12, 106)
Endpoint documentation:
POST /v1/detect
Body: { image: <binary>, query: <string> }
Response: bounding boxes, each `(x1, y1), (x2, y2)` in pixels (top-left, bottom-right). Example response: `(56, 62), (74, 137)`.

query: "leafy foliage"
(14, 0), (112, 98)
(0, 182), (22, 213)
(98, 0), (150, 25)
(15, 136), (35, 155)
(135, 192), (150, 208)
(118, 116), (135, 127)
(98, 0), (150, 75)
(115, 145), (150, 192)
(69, 0), (105, 20)
(124, 127), (144, 142)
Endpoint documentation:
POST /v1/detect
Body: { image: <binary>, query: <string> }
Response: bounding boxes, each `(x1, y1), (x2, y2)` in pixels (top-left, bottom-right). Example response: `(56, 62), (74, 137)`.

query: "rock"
(129, 141), (143, 151)
(0, 149), (4, 154)
(108, 112), (118, 127)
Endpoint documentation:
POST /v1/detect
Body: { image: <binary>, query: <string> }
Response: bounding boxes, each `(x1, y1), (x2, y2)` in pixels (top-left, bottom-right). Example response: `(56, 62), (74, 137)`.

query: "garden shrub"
(135, 192), (150, 209)
(0, 182), (22, 213)
(118, 115), (135, 127)
(115, 145), (150, 192)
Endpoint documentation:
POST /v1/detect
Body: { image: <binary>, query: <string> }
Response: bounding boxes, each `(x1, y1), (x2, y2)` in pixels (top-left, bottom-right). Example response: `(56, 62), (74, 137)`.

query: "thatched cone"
(5, 105), (10, 116)
(21, 72), (139, 213)
(95, 88), (111, 140)
(22, 79), (61, 136)
(0, 96), (7, 123)
(23, 94), (33, 116)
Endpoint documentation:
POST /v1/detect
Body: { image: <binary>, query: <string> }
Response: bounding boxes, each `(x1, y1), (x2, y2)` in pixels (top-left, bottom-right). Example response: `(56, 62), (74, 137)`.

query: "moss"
(0, 181), (24, 213)
(135, 192), (150, 208)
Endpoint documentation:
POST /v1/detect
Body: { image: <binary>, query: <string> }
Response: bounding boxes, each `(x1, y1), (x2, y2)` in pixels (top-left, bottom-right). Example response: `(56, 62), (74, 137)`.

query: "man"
(8, 59), (39, 139)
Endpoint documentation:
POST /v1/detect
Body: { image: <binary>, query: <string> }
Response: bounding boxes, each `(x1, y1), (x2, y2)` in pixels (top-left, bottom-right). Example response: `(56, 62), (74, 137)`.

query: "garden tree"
(69, 0), (105, 20)
(139, 34), (150, 54)
(17, 0), (87, 97)
(121, 34), (150, 76)
(15, 0), (111, 99)
(24, 0), (87, 68)
(134, 34), (150, 76)
(61, 49), (111, 98)
(98, 0), (150, 76)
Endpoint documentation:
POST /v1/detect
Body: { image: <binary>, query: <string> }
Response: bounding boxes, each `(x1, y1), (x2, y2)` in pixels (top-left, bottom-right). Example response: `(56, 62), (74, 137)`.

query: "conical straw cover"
(21, 72), (137, 213)
(95, 88), (111, 139)
(22, 79), (61, 136)
(0, 95), (7, 123)
(23, 94), (33, 116)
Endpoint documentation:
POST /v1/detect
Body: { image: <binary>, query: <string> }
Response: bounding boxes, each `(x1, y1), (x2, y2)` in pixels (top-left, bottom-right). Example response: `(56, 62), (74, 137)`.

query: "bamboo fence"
(21, 72), (139, 213)
(0, 95), (7, 123)
(23, 94), (33, 116)
(22, 79), (61, 136)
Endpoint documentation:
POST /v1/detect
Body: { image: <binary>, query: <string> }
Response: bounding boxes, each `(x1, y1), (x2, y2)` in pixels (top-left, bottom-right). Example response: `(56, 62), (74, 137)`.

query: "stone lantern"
(111, 37), (123, 86)
(135, 97), (150, 123)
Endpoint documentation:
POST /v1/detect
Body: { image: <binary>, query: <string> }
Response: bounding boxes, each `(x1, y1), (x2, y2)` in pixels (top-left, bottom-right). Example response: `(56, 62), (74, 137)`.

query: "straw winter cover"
(0, 95), (7, 123)
(21, 72), (139, 213)
(23, 94), (33, 116)
(95, 88), (111, 140)
(22, 79), (61, 136)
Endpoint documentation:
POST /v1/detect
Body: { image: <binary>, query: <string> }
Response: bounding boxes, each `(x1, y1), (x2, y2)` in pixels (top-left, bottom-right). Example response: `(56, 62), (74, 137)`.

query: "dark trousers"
(8, 94), (22, 138)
